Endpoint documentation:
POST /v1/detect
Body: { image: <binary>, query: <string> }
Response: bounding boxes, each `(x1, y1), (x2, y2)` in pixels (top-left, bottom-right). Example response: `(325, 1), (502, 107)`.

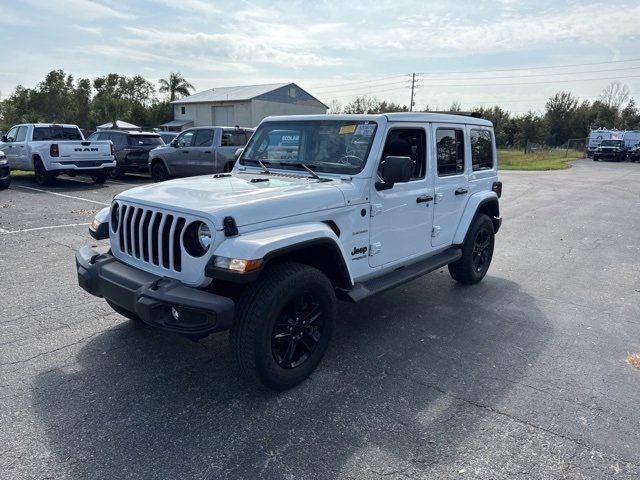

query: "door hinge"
(370, 204), (383, 217)
(431, 226), (441, 238)
(434, 192), (444, 204)
(369, 242), (382, 256)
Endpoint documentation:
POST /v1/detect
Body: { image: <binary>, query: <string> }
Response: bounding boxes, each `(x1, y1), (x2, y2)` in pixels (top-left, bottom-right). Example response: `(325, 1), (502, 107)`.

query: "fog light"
(171, 307), (180, 321)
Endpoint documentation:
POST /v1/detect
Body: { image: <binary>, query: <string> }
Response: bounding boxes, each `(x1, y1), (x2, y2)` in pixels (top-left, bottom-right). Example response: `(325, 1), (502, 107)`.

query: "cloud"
(22, 0), (135, 20)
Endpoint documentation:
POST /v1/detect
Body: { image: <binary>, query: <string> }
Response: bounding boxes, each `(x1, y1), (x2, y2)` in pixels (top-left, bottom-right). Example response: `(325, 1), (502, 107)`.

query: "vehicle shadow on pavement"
(31, 274), (551, 479)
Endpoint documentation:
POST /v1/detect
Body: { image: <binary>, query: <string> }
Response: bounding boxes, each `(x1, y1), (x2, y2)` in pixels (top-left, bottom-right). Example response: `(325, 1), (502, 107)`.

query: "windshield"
(600, 140), (623, 147)
(128, 135), (163, 146)
(33, 126), (83, 141)
(240, 120), (378, 175)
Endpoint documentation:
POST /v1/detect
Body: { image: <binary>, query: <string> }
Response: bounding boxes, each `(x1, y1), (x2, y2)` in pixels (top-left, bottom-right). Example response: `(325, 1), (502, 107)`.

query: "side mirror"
(1, 136), (8, 143)
(234, 148), (243, 160)
(170, 139), (179, 147)
(376, 156), (412, 191)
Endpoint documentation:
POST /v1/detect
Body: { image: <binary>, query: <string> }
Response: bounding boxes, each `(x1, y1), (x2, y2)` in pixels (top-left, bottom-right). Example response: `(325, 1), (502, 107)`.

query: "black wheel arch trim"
(205, 238), (352, 289)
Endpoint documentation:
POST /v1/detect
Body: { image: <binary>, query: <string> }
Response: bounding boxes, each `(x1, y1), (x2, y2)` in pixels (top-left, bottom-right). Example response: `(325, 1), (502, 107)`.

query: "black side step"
(336, 248), (462, 303)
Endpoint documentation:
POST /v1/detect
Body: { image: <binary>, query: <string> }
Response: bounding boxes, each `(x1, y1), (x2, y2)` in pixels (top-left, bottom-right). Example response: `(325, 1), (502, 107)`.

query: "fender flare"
(207, 222), (354, 287)
(452, 192), (500, 245)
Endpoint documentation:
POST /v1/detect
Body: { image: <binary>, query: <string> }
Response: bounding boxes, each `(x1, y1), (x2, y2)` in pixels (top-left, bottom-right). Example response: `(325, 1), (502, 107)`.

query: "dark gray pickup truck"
(148, 126), (254, 182)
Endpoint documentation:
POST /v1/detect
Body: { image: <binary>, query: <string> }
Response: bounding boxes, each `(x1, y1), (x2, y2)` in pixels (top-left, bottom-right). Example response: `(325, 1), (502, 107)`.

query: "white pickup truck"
(0, 123), (115, 185)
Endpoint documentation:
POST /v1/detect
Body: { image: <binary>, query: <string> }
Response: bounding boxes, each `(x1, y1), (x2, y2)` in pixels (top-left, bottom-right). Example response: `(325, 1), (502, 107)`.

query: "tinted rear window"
(33, 126), (83, 141)
(128, 135), (163, 146)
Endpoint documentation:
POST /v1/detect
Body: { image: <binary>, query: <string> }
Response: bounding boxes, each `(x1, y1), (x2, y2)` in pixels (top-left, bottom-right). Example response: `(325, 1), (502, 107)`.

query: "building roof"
(171, 82), (291, 104)
(160, 119), (194, 127)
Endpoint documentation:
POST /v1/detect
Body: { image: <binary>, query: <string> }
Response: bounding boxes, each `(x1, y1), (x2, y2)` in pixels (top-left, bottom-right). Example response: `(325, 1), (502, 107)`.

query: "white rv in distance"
(586, 128), (621, 157)
(621, 130), (640, 152)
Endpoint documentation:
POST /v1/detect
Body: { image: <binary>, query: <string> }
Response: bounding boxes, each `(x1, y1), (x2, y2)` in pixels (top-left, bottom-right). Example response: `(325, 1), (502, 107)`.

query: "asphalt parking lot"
(1, 160), (639, 479)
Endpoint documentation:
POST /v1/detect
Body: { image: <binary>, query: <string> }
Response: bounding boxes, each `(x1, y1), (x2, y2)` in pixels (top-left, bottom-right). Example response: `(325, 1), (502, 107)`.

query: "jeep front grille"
(115, 204), (186, 272)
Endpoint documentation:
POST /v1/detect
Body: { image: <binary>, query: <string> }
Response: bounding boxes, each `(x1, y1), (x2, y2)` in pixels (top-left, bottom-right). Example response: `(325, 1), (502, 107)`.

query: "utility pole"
(410, 72), (416, 112)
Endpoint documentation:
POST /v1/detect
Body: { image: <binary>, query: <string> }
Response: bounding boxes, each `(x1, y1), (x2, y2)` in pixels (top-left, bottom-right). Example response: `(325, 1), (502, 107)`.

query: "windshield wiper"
(279, 162), (323, 180)
(242, 158), (271, 174)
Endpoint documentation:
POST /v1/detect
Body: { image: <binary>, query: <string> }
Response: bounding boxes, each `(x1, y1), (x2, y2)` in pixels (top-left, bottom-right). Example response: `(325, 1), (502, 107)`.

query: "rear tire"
(230, 261), (336, 390)
(34, 159), (55, 186)
(0, 177), (10, 189)
(90, 171), (108, 184)
(449, 214), (495, 285)
(106, 299), (142, 323)
(151, 161), (170, 182)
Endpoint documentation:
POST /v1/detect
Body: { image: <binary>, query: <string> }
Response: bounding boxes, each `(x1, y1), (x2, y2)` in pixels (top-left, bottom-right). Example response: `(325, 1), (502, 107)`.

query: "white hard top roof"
(261, 112), (493, 127)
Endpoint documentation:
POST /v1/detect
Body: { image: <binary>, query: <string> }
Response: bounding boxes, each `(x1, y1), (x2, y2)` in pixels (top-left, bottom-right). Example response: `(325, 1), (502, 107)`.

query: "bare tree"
(600, 81), (630, 111)
(327, 99), (342, 114)
(449, 101), (462, 112)
(343, 96), (380, 114)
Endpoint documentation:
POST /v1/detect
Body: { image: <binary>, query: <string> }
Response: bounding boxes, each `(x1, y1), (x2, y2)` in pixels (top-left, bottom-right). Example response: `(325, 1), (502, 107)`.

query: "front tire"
(109, 164), (124, 180)
(449, 214), (495, 285)
(0, 177), (10, 189)
(230, 262), (336, 390)
(151, 161), (170, 182)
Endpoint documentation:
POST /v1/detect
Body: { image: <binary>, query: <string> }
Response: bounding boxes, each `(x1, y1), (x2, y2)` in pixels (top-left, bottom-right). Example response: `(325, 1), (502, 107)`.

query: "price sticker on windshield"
(339, 125), (356, 135)
(355, 124), (375, 137)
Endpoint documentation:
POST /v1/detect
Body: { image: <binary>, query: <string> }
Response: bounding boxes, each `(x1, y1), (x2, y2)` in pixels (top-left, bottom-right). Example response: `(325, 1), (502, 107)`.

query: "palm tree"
(158, 72), (195, 102)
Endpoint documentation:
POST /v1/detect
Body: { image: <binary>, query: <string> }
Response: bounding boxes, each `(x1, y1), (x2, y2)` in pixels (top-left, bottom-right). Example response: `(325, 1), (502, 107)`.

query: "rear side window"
(33, 126), (83, 141)
(193, 129), (215, 147)
(87, 132), (101, 141)
(221, 131), (248, 147)
(470, 129), (494, 171)
(436, 128), (465, 176)
(128, 135), (162, 146)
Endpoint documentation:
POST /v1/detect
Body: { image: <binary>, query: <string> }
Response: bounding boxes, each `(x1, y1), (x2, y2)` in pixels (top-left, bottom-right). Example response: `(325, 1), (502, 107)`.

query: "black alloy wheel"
(271, 293), (324, 369)
(472, 228), (492, 273)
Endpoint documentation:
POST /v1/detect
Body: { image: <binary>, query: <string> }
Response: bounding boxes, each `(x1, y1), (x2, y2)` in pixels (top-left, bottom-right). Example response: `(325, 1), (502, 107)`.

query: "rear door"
(189, 128), (216, 175)
(431, 124), (470, 247)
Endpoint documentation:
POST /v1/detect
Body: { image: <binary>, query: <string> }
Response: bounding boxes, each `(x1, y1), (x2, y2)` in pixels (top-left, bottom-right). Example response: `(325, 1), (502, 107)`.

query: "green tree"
(158, 72), (194, 102)
(545, 91), (578, 146)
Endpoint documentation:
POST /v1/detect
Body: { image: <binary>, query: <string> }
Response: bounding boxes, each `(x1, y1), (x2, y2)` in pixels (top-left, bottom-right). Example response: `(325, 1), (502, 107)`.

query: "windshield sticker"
(355, 124), (375, 137)
(339, 125), (356, 135)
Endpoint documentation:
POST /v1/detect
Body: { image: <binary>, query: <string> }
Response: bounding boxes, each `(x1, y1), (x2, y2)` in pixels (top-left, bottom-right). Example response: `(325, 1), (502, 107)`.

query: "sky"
(1, 0), (639, 114)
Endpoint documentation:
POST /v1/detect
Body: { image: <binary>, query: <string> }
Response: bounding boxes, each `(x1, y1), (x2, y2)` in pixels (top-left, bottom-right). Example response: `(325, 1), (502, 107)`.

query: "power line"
(308, 73), (408, 92)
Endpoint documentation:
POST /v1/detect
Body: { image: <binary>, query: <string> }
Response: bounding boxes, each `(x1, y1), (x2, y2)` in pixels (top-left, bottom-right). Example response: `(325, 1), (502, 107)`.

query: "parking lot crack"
(416, 380), (640, 469)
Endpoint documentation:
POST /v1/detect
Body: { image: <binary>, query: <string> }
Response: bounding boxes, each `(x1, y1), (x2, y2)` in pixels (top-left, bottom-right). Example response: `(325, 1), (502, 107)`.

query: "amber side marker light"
(213, 257), (264, 273)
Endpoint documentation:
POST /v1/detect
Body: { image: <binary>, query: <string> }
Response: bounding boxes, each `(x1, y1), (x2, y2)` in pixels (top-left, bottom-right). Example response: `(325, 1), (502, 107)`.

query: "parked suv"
(76, 113), (502, 390)
(148, 126), (253, 182)
(593, 139), (626, 162)
(87, 130), (163, 179)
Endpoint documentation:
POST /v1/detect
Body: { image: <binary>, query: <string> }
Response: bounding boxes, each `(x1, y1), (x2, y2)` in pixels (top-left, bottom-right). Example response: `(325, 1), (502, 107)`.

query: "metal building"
(161, 82), (327, 131)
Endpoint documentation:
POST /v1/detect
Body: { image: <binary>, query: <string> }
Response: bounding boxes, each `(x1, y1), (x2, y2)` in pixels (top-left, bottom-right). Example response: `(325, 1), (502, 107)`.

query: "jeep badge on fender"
(75, 112), (501, 391)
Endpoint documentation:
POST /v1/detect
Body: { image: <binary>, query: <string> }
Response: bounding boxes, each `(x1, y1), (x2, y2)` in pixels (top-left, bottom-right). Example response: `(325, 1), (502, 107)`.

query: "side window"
(180, 106), (186, 115)
(221, 131), (248, 147)
(87, 132), (100, 141)
(15, 126), (28, 142)
(436, 128), (465, 176)
(380, 128), (426, 180)
(470, 129), (494, 171)
(193, 129), (214, 147)
(176, 130), (195, 148)
(5, 127), (18, 142)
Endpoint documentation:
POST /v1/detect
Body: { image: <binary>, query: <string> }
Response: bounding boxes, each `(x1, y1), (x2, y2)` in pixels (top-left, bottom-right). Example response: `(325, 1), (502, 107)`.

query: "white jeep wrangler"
(76, 113), (502, 390)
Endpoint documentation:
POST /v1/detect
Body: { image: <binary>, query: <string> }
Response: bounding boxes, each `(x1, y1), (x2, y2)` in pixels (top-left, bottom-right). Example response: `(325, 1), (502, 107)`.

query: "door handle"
(454, 188), (468, 195)
(416, 194), (434, 204)
(182, 150), (189, 154)
(204, 151), (212, 154)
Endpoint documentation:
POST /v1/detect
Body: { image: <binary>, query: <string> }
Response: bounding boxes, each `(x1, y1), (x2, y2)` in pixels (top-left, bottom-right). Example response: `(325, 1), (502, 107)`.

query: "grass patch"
(9, 170), (34, 178)
(498, 149), (583, 171)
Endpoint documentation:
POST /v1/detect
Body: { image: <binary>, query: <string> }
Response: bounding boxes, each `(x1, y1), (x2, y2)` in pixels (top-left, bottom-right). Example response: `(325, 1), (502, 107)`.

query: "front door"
(2, 127), (19, 168)
(431, 124), (470, 247)
(369, 126), (434, 268)
(169, 129), (196, 176)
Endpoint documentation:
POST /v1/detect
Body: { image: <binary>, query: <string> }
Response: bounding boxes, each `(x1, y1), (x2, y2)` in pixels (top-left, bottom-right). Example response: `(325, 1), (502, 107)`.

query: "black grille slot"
(141, 211), (152, 262)
(118, 204), (128, 252)
(173, 218), (186, 271)
(132, 208), (143, 258)
(161, 215), (173, 268)
(125, 206), (135, 255)
(151, 213), (162, 265)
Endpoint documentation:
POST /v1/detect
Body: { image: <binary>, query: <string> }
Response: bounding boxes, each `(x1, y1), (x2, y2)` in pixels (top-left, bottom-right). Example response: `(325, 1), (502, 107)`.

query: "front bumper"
(76, 246), (235, 336)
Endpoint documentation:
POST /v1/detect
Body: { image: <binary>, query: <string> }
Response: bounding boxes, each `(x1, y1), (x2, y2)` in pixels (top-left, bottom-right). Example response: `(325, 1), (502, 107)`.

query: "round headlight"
(197, 223), (212, 250)
(111, 202), (120, 232)
(183, 221), (213, 257)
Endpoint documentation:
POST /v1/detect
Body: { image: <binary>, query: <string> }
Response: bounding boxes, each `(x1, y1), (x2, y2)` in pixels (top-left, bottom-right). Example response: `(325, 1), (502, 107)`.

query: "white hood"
(115, 172), (347, 229)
